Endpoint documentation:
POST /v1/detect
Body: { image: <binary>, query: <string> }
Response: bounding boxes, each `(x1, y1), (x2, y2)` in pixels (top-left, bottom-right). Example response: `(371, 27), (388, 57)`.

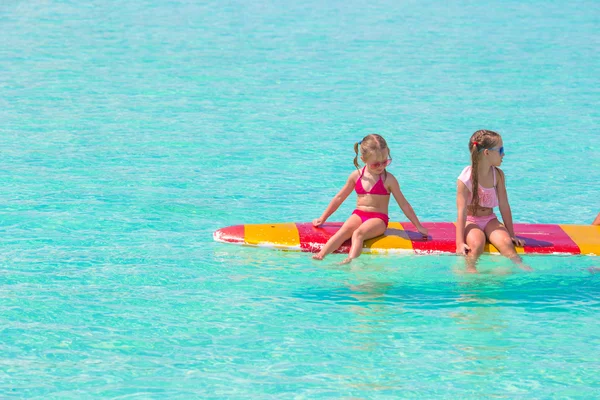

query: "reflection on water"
(210, 245), (600, 396)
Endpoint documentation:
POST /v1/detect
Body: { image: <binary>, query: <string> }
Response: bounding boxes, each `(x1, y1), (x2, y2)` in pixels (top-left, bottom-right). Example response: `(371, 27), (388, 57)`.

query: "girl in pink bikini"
(312, 134), (428, 264)
(456, 129), (531, 272)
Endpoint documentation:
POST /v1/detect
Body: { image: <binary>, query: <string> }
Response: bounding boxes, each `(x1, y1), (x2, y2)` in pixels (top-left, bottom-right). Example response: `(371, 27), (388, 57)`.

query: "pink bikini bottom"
(467, 213), (498, 230)
(352, 209), (389, 227)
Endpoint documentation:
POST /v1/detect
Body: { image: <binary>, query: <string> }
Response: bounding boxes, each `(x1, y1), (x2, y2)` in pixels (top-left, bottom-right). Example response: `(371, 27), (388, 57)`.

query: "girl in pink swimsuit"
(456, 130), (531, 272)
(312, 134), (428, 264)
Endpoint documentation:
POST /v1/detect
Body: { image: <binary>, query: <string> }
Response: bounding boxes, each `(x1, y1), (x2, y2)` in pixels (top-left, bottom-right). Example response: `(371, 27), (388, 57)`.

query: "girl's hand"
(511, 236), (525, 247)
(417, 225), (429, 239)
(312, 218), (325, 227)
(456, 243), (471, 256)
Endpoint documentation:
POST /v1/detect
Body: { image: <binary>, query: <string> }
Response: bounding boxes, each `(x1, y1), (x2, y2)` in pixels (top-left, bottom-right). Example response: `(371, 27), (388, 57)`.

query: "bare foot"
(466, 266), (478, 274)
(340, 257), (353, 264)
(517, 263), (533, 272)
(312, 254), (324, 260)
(491, 267), (512, 276)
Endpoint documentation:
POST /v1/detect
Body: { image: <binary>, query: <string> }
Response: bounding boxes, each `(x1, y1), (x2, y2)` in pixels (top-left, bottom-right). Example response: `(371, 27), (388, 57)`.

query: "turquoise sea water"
(2, 0), (600, 397)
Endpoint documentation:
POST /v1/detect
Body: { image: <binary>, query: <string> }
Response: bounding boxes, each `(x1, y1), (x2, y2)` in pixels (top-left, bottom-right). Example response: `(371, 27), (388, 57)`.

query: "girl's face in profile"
(484, 138), (504, 166)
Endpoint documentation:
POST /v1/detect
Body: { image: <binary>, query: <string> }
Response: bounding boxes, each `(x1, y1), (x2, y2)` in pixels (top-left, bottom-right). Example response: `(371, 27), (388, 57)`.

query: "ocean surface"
(1, 0), (599, 397)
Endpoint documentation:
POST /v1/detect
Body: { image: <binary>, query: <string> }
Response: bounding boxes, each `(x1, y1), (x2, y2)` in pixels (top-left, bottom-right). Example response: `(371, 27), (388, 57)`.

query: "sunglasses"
(480, 146), (504, 156)
(368, 159), (392, 169)
(488, 146), (505, 156)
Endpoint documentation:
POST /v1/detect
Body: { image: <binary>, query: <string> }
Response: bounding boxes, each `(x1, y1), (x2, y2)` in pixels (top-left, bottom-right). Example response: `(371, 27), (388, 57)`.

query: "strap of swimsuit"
(377, 171), (388, 193)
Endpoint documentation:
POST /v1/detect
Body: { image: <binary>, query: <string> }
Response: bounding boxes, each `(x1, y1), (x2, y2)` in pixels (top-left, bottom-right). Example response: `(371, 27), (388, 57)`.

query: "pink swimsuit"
(457, 166), (499, 230)
(353, 167), (390, 227)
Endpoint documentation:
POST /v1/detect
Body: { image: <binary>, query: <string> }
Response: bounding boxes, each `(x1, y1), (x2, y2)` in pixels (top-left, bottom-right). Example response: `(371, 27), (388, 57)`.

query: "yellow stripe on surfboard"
(560, 224), (600, 255)
(365, 222), (414, 254)
(245, 223), (300, 248)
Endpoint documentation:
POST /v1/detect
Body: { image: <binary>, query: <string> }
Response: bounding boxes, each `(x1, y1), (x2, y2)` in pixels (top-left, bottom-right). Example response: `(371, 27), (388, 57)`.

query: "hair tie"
(358, 140), (363, 145)
(472, 141), (478, 146)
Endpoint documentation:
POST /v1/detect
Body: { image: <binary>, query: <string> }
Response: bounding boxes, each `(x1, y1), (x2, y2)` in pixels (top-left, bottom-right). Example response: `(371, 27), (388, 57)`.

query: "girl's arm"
(496, 168), (524, 246)
(313, 171), (357, 226)
(388, 175), (428, 237)
(456, 180), (471, 255)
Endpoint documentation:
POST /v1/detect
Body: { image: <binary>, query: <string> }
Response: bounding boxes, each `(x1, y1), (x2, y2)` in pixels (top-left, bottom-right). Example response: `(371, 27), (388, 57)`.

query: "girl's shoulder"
(457, 166), (472, 183)
(347, 168), (361, 183)
(384, 170), (397, 181)
(383, 171), (398, 187)
(459, 165), (471, 174)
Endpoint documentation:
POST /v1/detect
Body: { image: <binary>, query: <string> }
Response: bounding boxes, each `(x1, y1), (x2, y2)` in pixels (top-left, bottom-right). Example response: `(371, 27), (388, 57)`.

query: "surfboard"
(213, 222), (600, 256)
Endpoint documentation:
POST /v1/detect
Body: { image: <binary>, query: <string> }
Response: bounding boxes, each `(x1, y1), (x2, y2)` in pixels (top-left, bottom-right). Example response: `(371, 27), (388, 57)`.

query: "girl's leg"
(484, 219), (531, 271)
(313, 214), (362, 260)
(464, 223), (486, 273)
(341, 218), (387, 264)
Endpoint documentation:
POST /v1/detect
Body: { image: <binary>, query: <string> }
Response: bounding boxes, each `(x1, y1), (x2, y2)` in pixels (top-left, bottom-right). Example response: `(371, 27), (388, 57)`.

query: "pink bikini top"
(355, 167), (390, 196)
(457, 166), (499, 208)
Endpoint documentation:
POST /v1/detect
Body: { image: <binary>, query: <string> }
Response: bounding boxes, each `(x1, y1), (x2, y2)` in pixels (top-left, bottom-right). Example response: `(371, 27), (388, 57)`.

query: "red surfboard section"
(297, 223), (352, 253)
(518, 224), (580, 254)
(213, 224), (245, 244)
(400, 222), (457, 254)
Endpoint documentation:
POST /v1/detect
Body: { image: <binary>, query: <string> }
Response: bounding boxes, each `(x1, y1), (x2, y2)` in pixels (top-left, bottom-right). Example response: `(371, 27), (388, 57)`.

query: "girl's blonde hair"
(353, 134), (390, 170)
(468, 129), (501, 210)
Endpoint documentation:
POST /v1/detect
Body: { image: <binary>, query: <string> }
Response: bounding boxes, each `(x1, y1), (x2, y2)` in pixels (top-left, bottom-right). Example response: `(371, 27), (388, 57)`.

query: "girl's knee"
(352, 229), (365, 241)
(467, 238), (486, 252)
(501, 248), (518, 258)
(471, 247), (485, 257)
(353, 225), (385, 241)
(338, 227), (356, 238)
(498, 237), (516, 253)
